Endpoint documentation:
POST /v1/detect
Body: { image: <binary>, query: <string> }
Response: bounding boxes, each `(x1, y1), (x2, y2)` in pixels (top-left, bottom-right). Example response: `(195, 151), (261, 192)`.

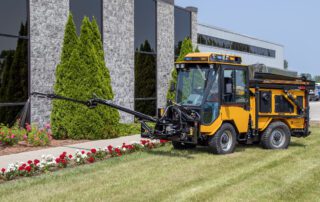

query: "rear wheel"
(172, 141), (196, 150)
(261, 121), (291, 149)
(208, 123), (237, 154)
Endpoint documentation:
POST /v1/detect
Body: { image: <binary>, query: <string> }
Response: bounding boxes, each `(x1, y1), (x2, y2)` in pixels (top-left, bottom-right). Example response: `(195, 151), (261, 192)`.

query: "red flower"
(18, 166), (25, 171)
(87, 152), (91, 156)
(88, 156), (95, 163)
(160, 139), (168, 143)
(141, 140), (149, 145)
(60, 154), (66, 159)
(114, 148), (122, 156)
(1, 168), (5, 173)
(55, 158), (61, 163)
(62, 151), (67, 156)
(68, 154), (73, 159)
(21, 163), (27, 168)
(81, 150), (85, 154)
(25, 166), (31, 172)
(34, 159), (40, 165)
(107, 145), (113, 152)
(61, 159), (67, 165)
(27, 160), (33, 165)
(91, 148), (97, 154)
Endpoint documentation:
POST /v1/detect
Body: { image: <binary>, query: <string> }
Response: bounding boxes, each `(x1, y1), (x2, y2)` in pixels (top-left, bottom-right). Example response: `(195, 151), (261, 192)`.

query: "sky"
(176, 0), (320, 76)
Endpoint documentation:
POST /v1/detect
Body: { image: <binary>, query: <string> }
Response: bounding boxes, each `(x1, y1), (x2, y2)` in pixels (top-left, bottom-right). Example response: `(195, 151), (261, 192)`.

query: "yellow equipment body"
(171, 52), (314, 153)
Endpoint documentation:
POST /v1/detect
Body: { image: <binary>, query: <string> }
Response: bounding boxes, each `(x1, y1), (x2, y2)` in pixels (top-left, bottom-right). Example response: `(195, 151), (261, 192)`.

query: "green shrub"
(166, 38), (195, 102)
(51, 15), (120, 140)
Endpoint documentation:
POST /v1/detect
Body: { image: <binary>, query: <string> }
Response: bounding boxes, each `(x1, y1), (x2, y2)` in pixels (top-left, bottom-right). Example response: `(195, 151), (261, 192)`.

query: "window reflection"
(70, 0), (102, 34)
(0, 0), (28, 36)
(0, 106), (24, 126)
(0, 0), (29, 125)
(134, 0), (156, 52)
(0, 36), (28, 103)
(198, 34), (276, 58)
(134, 41), (156, 116)
(175, 7), (191, 56)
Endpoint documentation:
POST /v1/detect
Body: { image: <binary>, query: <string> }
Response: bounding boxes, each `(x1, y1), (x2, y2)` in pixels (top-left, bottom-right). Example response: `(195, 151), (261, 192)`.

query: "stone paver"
(0, 135), (141, 169)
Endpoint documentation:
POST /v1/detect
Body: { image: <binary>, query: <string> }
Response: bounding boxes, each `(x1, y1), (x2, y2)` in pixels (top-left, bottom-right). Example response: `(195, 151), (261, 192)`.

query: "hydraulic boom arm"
(31, 92), (158, 122)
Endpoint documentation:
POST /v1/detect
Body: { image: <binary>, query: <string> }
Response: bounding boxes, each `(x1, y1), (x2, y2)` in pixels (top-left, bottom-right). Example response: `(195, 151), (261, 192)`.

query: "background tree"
(313, 75), (320, 83)
(166, 38), (194, 102)
(0, 23), (28, 125)
(134, 41), (156, 115)
(51, 15), (119, 139)
(284, 60), (288, 70)
(300, 73), (312, 80)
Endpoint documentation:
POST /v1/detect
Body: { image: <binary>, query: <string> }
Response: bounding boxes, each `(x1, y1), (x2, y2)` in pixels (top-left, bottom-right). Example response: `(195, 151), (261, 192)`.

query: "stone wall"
(157, 0), (175, 109)
(103, 0), (135, 123)
(30, 0), (69, 125)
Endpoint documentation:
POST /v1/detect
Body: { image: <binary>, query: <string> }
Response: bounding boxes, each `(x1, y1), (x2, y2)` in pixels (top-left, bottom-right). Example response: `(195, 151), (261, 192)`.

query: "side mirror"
(170, 83), (176, 92)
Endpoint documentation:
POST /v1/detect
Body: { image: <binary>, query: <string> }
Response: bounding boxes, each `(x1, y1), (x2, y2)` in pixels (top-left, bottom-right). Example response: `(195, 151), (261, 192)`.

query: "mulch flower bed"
(0, 139), (168, 183)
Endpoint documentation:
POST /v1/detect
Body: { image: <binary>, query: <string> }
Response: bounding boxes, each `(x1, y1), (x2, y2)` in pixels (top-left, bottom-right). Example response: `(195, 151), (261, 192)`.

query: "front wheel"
(260, 121), (291, 149)
(208, 123), (237, 154)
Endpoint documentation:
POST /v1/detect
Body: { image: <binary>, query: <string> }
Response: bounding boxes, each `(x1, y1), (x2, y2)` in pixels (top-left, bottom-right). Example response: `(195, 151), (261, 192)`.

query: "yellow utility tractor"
(33, 52), (315, 155)
(159, 52), (314, 154)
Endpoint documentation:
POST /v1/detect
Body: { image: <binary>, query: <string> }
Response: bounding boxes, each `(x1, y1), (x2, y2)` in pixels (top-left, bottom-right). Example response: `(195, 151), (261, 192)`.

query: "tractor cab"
(174, 53), (245, 126)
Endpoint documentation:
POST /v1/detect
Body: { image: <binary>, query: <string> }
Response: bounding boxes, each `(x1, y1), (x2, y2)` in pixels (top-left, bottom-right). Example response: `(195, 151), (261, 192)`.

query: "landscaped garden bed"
(0, 139), (168, 183)
(0, 121), (147, 156)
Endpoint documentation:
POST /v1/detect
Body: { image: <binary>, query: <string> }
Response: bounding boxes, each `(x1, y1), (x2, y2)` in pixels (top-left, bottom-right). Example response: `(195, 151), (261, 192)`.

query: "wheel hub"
(220, 130), (232, 151)
(271, 129), (285, 147)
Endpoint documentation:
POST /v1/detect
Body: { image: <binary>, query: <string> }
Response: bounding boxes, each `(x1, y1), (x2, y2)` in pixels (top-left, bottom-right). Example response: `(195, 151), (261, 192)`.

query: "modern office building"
(197, 24), (285, 69)
(0, 0), (289, 126)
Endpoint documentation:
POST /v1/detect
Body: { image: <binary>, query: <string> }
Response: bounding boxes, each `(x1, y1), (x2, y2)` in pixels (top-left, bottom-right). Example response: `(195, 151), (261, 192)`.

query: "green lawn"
(1, 128), (320, 202)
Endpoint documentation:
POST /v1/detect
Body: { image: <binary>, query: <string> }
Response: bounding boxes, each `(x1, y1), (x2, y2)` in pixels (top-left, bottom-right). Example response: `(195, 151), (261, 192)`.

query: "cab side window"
(223, 68), (248, 103)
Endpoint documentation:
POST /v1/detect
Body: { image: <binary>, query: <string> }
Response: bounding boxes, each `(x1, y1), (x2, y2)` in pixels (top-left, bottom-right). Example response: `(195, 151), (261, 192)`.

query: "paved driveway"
(310, 101), (320, 121)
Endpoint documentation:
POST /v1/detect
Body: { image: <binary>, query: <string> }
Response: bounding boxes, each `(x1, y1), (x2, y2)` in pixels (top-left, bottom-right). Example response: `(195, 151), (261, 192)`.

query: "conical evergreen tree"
(51, 13), (79, 138)
(166, 38), (194, 102)
(60, 13), (79, 62)
(52, 16), (119, 139)
(194, 46), (200, 53)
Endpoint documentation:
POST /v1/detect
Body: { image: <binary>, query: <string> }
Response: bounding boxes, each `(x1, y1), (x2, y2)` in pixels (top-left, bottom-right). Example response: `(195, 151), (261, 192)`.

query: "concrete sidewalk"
(0, 134), (142, 169)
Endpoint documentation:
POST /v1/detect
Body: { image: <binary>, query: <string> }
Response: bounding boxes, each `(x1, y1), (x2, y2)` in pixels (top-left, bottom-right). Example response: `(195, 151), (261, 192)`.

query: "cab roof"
(176, 52), (246, 66)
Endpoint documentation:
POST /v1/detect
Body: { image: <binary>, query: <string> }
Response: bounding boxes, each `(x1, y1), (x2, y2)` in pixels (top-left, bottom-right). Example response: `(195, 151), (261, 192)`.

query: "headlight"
(175, 64), (180, 69)
(181, 64), (185, 69)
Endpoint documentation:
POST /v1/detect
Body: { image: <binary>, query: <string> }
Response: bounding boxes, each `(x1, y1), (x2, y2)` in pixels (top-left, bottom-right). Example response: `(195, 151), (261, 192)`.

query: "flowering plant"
(26, 123), (52, 146)
(0, 139), (169, 182)
(55, 152), (71, 168)
(0, 125), (25, 146)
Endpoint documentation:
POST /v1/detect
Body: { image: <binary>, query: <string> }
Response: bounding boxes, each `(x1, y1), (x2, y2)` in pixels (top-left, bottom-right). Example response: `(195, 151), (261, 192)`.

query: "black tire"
(172, 141), (196, 150)
(208, 123), (237, 154)
(260, 121), (291, 149)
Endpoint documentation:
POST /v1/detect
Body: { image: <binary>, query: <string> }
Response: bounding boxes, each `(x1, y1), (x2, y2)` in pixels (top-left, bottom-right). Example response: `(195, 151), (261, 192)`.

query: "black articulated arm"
(31, 92), (158, 123)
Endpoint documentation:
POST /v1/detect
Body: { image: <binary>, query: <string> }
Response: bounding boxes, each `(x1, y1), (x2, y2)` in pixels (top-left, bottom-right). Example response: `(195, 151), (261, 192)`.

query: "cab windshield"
(176, 64), (215, 106)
